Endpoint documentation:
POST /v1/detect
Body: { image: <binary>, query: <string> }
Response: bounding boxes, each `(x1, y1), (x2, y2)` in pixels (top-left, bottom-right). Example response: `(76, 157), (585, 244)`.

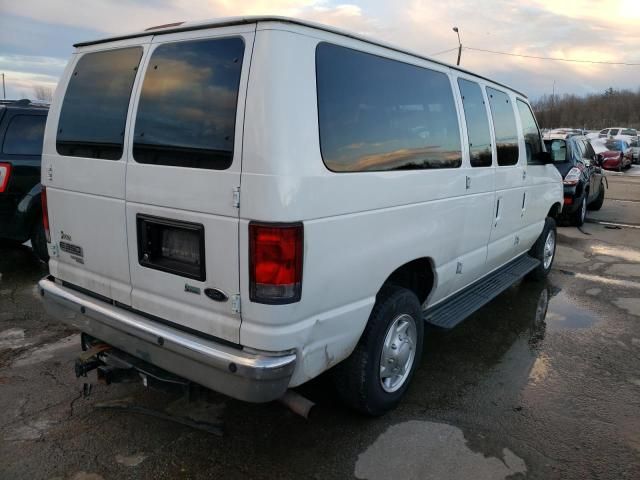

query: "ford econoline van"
(39, 16), (563, 415)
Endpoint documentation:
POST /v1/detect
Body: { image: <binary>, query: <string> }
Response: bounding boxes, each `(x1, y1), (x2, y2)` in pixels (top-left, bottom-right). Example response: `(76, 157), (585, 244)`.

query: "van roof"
(74, 15), (526, 98)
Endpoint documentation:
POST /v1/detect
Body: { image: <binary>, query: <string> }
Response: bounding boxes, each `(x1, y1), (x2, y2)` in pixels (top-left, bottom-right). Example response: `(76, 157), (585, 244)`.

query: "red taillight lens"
(249, 222), (303, 304)
(564, 196), (573, 205)
(41, 185), (51, 243)
(0, 163), (11, 193)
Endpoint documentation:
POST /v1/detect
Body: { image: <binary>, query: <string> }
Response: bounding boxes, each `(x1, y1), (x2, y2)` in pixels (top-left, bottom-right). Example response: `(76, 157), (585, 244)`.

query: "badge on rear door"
(184, 284), (201, 295)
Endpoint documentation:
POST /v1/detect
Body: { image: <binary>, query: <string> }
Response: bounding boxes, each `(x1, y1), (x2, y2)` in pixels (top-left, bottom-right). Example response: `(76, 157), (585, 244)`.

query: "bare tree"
(532, 88), (640, 130)
(32, 85), (53, 103)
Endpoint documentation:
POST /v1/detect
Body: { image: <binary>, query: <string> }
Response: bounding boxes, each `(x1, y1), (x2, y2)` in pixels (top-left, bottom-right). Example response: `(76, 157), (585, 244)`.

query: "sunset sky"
(1, 0), (639, 100)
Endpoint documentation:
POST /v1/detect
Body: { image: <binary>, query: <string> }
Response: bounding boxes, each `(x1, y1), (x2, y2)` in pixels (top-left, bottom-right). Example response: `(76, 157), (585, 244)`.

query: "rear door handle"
(494, 197), (502, 227)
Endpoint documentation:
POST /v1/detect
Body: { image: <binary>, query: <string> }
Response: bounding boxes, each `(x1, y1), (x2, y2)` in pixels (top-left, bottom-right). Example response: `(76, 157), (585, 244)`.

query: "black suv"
(0, 99), (49, 260)
(544, 135), (605, 226)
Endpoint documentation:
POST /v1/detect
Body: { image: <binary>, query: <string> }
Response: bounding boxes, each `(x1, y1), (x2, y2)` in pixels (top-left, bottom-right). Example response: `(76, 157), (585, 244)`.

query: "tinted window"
(57, 47), (143, 160)
(609, 129), (619, 136)
(516, 99), (543, 165)
(458, 79), (492, 167)
(2, 115), (46, 155)
(599, 129), (608, 135)
(572, 139), (585, 163)
(621, 129), (637, 136)
(133, 37), (244, 170)
(584, 141), (595, 158)
(316, 43), (462, 172)
(487, 88), (518, 166)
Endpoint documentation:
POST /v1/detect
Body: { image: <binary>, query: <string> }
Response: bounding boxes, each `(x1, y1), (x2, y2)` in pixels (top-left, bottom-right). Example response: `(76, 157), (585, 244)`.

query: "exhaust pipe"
(278, 390), (315, 419)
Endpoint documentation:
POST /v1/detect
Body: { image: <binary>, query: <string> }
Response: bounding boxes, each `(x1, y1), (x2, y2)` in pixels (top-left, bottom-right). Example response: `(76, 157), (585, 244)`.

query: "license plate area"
(136, 214), (206, 281)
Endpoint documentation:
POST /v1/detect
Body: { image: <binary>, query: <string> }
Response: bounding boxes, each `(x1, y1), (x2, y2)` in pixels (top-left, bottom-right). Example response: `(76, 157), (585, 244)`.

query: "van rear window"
(486, 87), (519, 166)
(133, 37), (244, 170)
(316, 43), (462, 172)
(57, 47), (143, 160)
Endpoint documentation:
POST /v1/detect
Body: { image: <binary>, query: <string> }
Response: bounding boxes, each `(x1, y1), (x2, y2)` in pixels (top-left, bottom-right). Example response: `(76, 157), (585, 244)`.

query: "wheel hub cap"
(543, 229), (555, 270)
(380, 314), (417, 393)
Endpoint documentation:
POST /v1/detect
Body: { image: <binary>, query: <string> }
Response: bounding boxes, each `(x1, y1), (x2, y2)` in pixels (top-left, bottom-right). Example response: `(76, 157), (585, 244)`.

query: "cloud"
(1, 0), (639, 99)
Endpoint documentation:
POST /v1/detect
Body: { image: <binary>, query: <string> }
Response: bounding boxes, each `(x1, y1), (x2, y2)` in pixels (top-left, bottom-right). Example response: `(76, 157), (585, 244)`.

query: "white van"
(39, 16), (563, 415)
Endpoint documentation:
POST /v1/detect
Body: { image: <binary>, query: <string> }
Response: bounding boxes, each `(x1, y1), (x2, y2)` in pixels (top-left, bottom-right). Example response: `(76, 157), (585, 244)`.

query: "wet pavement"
(1, 175), (640, 479)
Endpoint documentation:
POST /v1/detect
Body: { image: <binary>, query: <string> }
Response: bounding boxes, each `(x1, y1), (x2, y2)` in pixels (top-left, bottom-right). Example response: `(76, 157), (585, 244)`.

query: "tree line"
(531, 87), (640, 130)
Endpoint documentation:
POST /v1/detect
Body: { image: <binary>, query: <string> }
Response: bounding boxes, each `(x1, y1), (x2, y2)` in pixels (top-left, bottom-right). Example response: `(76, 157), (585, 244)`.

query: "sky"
(1, 0), (640, 101)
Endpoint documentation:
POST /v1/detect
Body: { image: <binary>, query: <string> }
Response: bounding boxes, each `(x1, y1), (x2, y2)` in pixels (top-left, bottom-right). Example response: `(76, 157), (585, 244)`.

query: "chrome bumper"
(38, 277), (296, 402)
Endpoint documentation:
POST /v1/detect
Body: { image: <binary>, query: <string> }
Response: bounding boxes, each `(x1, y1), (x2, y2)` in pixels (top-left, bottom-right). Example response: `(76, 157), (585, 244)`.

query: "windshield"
(605, 140), (625, 151)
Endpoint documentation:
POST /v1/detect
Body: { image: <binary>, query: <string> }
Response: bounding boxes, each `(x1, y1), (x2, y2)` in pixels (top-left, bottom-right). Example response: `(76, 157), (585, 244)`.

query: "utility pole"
(453, 27), (462, 66)
(551, 80), (555, 129)
(1, 73), (5, 100)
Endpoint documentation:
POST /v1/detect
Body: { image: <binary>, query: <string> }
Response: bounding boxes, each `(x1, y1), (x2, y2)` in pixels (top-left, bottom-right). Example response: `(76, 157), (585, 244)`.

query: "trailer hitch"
(74, 343), (112, 378)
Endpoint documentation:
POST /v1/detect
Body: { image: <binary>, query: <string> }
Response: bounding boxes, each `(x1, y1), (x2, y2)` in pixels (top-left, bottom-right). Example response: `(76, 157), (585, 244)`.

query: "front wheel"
(333, 285), (424, 416)
(527, 217), (557, 281)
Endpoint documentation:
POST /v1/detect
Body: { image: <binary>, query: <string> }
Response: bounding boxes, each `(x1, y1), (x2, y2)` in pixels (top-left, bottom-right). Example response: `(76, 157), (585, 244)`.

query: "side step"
(424, 255), (540, 329)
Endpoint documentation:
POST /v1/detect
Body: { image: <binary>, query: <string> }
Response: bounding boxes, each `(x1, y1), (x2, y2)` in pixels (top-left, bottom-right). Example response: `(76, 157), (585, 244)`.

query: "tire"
(527, 217), (557, 281)
(571, 195), (587, 226)
(333, 285), (424, 416)
(30, 222), (49, 263)
(588, 183), (605, 211)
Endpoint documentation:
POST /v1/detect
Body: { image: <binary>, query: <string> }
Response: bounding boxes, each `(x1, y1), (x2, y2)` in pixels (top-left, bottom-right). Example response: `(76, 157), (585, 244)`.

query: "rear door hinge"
(232, 186), (240, 208)
(231, 294), (241, 314)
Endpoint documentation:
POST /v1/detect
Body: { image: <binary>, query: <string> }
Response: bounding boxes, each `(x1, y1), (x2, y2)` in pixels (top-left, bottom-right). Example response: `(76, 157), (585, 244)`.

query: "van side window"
(3, 115), (46, 155)
(516, 99), (543, 165)
(486, 87), (518, 166)
(133, 37), (244, 170)
(57, 47), (143, 160)
(316, 43), (462, 172)
(457, 79), (492, 167)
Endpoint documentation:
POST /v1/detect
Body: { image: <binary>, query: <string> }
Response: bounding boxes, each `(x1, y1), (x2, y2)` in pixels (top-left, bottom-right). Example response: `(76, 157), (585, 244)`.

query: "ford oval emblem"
(204, 288), (228, 302)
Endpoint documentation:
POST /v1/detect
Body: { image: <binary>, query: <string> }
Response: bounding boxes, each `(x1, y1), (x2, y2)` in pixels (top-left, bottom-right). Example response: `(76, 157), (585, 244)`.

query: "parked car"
(38, 16), (563, 415)
(0, 99), (49, 260)
(628, 139), (640, 164)
(587, 127), (638, 143)
(594, 139), (633, 172)
(545, 136), (605, 226)
(542, 128), (583, 140)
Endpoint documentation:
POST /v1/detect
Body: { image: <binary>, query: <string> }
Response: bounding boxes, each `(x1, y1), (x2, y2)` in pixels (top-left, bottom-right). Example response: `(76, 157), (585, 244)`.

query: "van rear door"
(124, 26), (254, 344)
(42, 38), (150, 305)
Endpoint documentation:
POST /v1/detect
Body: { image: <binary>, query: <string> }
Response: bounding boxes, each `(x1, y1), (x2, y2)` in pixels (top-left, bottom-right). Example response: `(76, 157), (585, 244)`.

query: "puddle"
(355, 420), (526, 480)
(544, 291), (598, 330)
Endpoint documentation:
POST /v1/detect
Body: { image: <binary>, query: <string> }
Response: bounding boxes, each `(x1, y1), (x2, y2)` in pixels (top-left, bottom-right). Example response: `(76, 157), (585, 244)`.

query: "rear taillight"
(563, 166), (581, 186)
(0, 163), (10, 193)
(249, 222), (303, 304)
(41, 185), (51, 243)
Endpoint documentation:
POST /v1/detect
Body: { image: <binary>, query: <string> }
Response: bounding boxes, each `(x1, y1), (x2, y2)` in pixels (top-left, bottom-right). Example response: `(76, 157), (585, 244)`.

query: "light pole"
(453, 27), (462, 66)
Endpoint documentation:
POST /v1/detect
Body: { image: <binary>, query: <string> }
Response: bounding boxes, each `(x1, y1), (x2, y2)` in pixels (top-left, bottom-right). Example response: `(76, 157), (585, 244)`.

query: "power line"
(463, 46), (640, 66)
(429, 47), (459, 57)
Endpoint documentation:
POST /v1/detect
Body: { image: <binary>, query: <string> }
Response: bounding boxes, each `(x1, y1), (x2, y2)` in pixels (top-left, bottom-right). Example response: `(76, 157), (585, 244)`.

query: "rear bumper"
(38, 276), (296, 402)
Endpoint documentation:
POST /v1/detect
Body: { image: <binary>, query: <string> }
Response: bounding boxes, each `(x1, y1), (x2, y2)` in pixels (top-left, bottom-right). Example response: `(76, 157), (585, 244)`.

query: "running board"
(423, 255), (540, 329)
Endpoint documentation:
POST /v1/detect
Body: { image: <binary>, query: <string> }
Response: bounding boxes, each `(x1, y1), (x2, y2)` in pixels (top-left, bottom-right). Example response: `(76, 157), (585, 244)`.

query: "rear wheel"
(30, 222), (49, 263)
(527, 217), (557, 280)
(333, 285), (424, 416)
(588, 183), (605, 211)
(571, 196), (587, 226)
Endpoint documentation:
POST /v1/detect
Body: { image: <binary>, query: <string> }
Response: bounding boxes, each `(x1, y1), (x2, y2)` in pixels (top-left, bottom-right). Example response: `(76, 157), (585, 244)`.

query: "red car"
(596, 139), (633, 172)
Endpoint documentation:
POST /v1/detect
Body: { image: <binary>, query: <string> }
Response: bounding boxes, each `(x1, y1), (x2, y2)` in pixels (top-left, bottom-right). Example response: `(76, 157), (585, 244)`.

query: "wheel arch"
(381, 257), (436, 306)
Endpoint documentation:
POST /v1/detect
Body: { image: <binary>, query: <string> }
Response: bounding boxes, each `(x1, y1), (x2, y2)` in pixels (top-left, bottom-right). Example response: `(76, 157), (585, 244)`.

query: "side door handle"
(521, 192), (526, 217)
(494, 197), (502, 228)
